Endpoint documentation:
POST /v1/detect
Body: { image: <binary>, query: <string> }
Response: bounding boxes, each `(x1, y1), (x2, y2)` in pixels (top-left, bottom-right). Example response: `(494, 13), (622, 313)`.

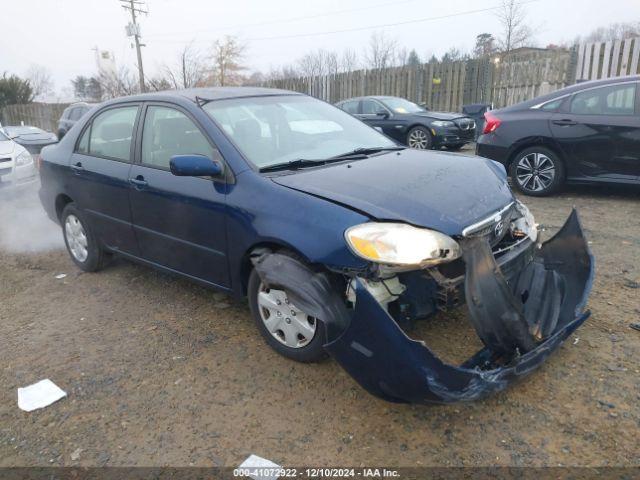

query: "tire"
(247, 256), (328, 363)
(509, 146), (564, 196)
(445, 143), (465, 151)
(406, 126), (432, 150)
(61, 203), (108, 272)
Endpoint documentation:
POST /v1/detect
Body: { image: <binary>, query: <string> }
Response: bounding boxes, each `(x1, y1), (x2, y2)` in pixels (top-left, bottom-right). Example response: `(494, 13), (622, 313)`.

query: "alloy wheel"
(408, 129), (430, 149)
(515, 152), (556, 192)
(257, 284), (317, 348)
(64, 214), (89, 262)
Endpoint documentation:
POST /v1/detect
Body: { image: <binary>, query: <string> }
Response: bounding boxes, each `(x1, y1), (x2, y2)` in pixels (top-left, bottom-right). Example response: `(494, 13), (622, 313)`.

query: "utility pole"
(120, 0), (147, 93)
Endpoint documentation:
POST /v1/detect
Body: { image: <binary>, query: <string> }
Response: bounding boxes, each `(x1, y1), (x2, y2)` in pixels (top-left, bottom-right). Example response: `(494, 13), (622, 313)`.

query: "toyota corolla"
(38, 88), (593, 404)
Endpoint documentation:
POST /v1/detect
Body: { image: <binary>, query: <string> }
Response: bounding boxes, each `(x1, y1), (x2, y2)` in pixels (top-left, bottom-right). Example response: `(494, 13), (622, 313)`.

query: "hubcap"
(64, 214), (88, 262)
(257, 284), (317, 348)
(515, 152), (555, 192)
(408, 129), (429, 149)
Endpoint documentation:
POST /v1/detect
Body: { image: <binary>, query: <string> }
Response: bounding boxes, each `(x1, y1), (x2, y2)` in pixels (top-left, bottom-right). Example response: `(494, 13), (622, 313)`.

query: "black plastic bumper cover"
(253, 209), (594, 404)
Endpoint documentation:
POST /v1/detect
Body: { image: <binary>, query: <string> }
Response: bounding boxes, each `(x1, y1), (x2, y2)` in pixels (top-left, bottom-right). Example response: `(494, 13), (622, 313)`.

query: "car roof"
(3, 125), (46, 134)
(337, 95), (400, 103)
(101, 87), (303, 106)
(501, 74), (640, 111)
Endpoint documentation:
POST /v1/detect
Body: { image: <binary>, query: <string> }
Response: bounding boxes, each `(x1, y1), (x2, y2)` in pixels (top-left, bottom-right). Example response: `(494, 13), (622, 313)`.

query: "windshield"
(203, 95), (396, 169)
(4, 126), (43, 136)
(381, 97), (425, 114)
(0, 129), (8, 141)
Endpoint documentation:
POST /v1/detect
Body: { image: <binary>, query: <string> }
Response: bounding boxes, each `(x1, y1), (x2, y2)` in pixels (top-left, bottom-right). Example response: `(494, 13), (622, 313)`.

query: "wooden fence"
(0, 102), (69, 133)
(263, 38), (640, 111)
(575, 37), (640, 81)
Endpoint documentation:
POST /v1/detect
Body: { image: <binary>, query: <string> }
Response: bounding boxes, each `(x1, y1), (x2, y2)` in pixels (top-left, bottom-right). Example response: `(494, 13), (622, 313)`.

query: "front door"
(357, 99), (402, 141)
(550, 82), (640, 181)
(128, 103), (230, 288)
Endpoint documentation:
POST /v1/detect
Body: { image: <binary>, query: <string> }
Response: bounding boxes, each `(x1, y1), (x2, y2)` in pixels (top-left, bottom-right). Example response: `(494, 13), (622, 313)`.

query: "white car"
(0, 128), (38, 192)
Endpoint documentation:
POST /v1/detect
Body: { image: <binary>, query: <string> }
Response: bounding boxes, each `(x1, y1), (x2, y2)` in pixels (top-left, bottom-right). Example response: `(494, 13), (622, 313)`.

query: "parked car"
(38, 88), (592, 404)
(0, 128), (38, 193)
(335, 96), (476, 150)
(476, 75), (640, 196)
(57, 102), (96, 139)
(3, 125), (58, 162)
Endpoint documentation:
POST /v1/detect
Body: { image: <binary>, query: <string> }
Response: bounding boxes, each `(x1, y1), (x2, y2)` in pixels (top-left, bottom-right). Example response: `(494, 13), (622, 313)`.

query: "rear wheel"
(407, 126), (432, 149)
(61, 203), (108, 272)
(509, 146), (564, 196)
(248, 259), (327, 363)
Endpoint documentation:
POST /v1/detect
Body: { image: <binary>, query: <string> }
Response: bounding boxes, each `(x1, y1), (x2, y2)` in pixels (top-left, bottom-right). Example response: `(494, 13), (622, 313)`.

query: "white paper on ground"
(239, 454), (282, 480)
(18, 379), (67, 412)
(54, 273), (67, 279)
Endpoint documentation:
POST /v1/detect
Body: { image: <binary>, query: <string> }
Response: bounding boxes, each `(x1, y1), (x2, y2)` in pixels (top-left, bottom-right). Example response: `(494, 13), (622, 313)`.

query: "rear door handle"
(129, 176), (148, 188)
(70, 162), (84, 173)
(552, 119), (578, 126)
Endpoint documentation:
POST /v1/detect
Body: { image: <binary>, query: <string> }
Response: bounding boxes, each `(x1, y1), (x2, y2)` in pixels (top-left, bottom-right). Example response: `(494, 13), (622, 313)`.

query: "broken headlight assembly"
(345, 222), (461, 267)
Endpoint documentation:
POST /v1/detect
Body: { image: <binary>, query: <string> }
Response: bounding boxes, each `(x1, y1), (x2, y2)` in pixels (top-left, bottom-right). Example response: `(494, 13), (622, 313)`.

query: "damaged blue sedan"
(38, 88), (594, 404)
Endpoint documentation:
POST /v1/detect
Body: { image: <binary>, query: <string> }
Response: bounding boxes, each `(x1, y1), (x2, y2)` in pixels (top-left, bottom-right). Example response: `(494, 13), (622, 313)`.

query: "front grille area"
(455, 119), (476, 130)
(0, 167), (12, 176)
(0, 157), (11, 163)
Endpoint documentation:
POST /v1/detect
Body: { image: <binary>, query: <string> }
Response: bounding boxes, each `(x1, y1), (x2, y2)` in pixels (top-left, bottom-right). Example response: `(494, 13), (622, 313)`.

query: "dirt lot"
(0, 176), (638, 468)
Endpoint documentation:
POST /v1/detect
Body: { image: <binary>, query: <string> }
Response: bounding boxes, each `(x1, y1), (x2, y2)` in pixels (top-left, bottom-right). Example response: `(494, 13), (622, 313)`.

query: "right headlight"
(345, 222), (461, 266)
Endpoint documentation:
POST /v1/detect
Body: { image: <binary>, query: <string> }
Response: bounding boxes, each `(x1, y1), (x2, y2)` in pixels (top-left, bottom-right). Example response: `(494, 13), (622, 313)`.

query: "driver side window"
(141, 106), (218, 170)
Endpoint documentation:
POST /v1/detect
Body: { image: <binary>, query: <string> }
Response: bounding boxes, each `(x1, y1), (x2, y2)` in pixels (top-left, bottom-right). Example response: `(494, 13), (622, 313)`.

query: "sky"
(1, 0), (639, 100)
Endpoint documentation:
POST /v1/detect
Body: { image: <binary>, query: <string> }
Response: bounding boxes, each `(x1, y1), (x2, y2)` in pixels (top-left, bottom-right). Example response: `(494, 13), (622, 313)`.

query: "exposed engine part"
(347, 276), (406, 311)
(511, 201), (538, 242)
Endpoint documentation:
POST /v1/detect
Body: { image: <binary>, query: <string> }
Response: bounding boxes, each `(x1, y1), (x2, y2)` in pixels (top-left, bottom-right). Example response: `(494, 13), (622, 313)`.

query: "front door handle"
(552, 119), (578, 126)
(129, 176), (148, 188)
(70, 161), (84, 173)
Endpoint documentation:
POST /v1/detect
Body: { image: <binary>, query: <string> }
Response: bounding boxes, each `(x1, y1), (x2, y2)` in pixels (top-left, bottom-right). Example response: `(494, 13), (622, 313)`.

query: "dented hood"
(271, 149), (514, 236)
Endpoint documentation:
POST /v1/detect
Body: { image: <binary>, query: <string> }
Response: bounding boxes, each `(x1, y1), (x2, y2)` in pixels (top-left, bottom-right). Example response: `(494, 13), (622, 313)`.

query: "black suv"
(476, 76), (640, 196)
(57, 102), (96, 139)
(336, 96), (475, 150)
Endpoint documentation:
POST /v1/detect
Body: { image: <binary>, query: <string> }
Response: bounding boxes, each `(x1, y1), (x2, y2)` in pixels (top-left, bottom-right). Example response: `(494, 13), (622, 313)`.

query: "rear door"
(128, 103), (230, 287)
(68, 104), (140, 254)
(550, 81), (640, 181)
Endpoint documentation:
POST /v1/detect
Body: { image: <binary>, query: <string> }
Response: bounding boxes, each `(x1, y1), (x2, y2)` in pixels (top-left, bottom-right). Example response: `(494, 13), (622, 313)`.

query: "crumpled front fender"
(253, 209), (594, 404)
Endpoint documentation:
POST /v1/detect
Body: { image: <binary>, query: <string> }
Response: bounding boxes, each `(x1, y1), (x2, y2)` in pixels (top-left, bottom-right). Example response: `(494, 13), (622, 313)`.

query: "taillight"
(483, 111), (501, 134)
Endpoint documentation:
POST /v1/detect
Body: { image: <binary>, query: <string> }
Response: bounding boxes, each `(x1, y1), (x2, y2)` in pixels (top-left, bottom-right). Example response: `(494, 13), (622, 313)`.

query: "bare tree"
(340, 49), (359, 73)
(25, 64), (54, 100)
(210, 36), (246, 86)
(162, 42), (207, 89)
(495, 0), (534, 53)
(297, 50), (340, 77)
(576, 21), (640, 43)
(97, 66), (139, 99)
(364, 31), (398, 69)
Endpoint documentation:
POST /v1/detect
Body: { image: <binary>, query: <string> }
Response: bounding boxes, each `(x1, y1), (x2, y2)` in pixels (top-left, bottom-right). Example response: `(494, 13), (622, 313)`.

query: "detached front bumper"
(253, 210), (594, 404)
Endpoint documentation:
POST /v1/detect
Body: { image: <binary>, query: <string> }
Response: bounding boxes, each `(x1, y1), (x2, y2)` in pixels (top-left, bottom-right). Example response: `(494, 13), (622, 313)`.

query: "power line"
(146, 0), (422, 38)
(246, 0), (542, 42)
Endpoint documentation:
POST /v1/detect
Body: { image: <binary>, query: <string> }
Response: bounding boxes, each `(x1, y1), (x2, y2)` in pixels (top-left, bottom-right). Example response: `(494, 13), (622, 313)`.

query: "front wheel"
(61, 203), (108, 272)
(248, 267), (327, 363)
(509, 147), (564, 196)
(406, 126), (432, 150)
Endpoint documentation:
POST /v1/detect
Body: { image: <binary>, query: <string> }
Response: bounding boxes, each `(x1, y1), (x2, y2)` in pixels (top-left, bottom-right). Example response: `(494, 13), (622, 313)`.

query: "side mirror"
(170, 154), (223, 177)
(376, 110), (390, 119)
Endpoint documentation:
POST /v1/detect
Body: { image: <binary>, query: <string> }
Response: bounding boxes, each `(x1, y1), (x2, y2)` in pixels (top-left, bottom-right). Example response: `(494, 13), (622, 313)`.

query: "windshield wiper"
(259, 158), (328, 173)
(330, 146), (406, 159)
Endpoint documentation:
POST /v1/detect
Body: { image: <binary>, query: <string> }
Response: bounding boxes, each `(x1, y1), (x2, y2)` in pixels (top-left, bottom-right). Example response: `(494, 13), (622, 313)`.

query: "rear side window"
(361, 99), (384, 115)
(82, 106), (138, 161)
(540, 98), (563, 111)
(141, 106), (216, 169)
(570, 83), (636, 115)
(340, 101), (359, 114)
(69, 108), (83, 121)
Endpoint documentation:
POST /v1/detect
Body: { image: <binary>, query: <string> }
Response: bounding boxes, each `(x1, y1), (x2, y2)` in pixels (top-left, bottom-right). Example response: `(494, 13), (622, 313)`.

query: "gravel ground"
(0, 169), (638, 468)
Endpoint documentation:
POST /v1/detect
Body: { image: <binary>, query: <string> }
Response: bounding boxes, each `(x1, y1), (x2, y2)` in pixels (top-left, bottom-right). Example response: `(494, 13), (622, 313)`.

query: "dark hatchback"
(58, 102), (96, 139)
(335, 96), (475, 150)
(38, 88), (593, 404)
(476, 76), (640, 196)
